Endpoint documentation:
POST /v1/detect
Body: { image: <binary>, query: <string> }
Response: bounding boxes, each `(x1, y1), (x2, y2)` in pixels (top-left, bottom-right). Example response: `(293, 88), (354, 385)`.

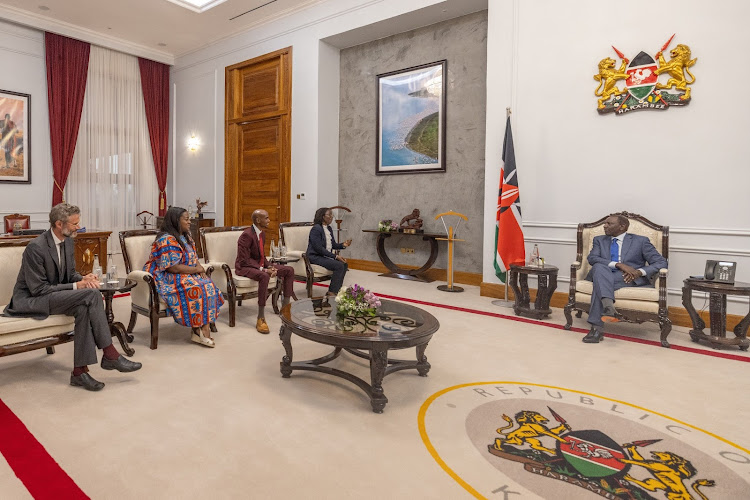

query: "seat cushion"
(310, 264), (333, 278)
(233, 271), (277, 292)
(575, 280), (658, 301)
(0, 311), (75, 345)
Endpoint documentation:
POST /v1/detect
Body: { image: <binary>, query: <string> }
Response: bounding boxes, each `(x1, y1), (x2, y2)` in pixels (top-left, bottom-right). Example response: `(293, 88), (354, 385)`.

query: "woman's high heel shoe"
(191, 327), (215, 348)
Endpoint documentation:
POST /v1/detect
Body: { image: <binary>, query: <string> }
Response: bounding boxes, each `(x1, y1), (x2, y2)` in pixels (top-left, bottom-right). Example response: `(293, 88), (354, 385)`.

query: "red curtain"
(45, 33), (90, 206)
(138, 58), (170, 216)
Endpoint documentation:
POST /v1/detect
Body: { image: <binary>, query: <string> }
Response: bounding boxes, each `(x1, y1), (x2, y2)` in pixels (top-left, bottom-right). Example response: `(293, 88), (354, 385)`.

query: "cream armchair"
(200, 226), (280, 327)
(119, 229), (171, 349)
(279, 222), (333, 298)
(563, 212), (671, 347)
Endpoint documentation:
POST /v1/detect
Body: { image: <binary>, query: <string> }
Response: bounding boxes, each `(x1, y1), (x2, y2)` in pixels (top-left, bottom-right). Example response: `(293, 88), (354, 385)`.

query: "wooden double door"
(225, 47), (292, 247)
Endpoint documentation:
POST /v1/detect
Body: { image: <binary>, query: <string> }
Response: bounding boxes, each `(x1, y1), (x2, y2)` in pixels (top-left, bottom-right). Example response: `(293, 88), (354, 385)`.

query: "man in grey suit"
(582, 215), (668, 343)
(4, 203), (142, 390)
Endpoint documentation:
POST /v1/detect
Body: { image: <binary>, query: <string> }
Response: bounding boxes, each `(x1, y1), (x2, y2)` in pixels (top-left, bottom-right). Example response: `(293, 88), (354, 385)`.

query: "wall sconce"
(187, 135), (200, 151)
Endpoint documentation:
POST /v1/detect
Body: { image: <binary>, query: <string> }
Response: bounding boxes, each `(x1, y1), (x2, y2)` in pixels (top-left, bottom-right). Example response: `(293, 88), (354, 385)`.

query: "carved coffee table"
(279, 298), (439, 413)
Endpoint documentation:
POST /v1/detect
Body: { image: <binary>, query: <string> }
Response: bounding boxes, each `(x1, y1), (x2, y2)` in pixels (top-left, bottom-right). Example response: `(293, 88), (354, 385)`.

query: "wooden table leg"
(509, 269), (522, 315)
(111, 322), (135, 357)
(708, 293), (727, 341)
(682, 286), (705, 343)
(279, 326), (293, 378)
(369, 346), (389, 413)
(733, 307), (750, 351)
(103, 292), (134, 356)
(416, 343), (430, 376)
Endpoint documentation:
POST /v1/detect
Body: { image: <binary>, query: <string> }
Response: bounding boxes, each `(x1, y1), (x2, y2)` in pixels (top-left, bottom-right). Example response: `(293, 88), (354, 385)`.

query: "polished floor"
(1, 270), (749, 499)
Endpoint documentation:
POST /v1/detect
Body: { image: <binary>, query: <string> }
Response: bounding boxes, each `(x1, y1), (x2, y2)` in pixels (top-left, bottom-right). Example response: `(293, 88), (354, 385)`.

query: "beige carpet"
(1, 270), (749, 499)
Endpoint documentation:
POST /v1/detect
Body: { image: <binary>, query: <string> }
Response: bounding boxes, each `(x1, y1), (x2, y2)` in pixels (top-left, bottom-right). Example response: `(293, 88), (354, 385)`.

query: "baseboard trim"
(480, 282), (746, 333)
(346, 259), (483, 286)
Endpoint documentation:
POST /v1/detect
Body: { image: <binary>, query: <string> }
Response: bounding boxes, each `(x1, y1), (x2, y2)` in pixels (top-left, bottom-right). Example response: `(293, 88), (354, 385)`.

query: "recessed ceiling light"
(165, 0), (228, 13)
(38, 5), (50, 10)
(158, 43), (167, 47)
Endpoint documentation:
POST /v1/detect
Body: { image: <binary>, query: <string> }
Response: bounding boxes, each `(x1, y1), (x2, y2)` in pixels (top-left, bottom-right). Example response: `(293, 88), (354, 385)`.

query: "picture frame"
(0, 89), (30, 184)
(376, 60), (447, 175)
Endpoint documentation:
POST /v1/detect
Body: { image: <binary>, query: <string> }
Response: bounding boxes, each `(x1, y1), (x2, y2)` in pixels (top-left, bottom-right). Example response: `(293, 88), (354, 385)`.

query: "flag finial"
(506, 107), (512, 117)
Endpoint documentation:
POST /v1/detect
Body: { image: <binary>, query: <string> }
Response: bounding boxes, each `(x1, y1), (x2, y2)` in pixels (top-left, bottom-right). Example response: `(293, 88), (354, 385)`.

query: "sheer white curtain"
(66, 45), (158, 255)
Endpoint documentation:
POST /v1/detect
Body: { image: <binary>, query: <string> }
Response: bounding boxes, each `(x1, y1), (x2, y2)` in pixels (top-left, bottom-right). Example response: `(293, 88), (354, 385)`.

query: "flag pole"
(492, 107), (516, 308)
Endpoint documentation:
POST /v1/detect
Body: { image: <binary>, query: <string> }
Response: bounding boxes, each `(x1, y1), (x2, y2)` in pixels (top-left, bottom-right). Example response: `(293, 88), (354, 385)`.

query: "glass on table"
(107, 264), (118, 284)
(93, 265), (103, 283)
(280, 245), (287, 257)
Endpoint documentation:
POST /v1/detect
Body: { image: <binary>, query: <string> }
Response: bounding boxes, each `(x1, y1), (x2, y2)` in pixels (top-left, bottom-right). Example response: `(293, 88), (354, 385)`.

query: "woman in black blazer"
(306, 207), (352, 296)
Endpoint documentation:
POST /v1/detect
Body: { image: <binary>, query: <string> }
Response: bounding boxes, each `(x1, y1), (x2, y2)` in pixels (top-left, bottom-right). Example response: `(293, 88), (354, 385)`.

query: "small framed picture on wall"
(376, 60), (447, 175)
(0, 89), (30, 184)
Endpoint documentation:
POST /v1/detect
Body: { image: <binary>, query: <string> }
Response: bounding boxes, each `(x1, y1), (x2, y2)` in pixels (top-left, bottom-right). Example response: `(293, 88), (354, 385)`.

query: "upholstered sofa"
(279, 222), (333, 297)
(563, 211), (671, 347)
(200, 226), (281, 327)
(0, 239), (75, 357)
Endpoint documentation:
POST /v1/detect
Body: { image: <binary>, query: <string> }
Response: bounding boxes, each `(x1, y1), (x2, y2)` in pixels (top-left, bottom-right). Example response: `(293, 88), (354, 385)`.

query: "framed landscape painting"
(376, 60), (446, 175)
(0, 90), (30, 184)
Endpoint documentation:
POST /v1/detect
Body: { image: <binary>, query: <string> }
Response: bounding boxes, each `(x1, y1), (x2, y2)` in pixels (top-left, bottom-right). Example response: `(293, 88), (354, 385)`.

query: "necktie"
(610, 238), (619, 263)
(258, 229), (265, 262)
(59, 242), (67, 281)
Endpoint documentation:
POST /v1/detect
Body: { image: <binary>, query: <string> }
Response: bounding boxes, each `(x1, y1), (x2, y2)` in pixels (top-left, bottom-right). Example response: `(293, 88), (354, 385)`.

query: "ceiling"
(0, 0), (321, 64)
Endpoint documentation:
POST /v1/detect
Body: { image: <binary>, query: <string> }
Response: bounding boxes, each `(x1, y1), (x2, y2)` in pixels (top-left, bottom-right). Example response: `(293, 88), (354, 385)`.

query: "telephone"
(704, 260), (736, 284)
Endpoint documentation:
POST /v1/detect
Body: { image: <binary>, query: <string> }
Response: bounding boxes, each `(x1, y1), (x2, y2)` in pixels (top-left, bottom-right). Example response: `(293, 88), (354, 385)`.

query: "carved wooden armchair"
(279, 222), (333, 298)
(563, 211), (671, 347)
(119, 229), (169, 349)
(200, 226), (281, 327)
(4, 213), (30, 234)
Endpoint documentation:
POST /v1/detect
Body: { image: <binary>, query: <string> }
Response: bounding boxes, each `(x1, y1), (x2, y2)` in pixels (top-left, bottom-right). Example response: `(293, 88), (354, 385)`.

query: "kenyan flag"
(556, 430), (629, 479)
(625, 51), (658, 100)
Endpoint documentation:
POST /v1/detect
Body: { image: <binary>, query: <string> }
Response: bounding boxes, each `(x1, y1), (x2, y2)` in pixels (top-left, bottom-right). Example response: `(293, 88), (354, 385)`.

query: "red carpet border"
(0, 399), (88, 499)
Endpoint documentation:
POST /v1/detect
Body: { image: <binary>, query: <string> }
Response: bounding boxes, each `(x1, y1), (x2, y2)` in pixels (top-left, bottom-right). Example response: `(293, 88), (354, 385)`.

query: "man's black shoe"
(70, 372), (105, 391)
(101, 355), (142, 372)
(582, 327), (604, 343)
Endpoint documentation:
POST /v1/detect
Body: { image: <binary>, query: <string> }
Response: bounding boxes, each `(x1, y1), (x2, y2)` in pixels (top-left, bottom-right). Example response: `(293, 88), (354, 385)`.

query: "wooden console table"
(682, 278), (750, 351)
(362, 229), (446, 282)
(508, 264), (559, 319)
(0, 230), (111, 275)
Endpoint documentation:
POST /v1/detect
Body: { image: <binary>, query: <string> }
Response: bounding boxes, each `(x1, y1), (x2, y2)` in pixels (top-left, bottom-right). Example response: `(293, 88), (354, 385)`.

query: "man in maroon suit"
(235, 209), (295, 334)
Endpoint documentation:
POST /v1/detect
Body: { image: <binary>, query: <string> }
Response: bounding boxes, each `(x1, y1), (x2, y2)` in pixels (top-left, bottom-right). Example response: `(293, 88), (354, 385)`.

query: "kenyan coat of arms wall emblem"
(594, 34), (697, 115)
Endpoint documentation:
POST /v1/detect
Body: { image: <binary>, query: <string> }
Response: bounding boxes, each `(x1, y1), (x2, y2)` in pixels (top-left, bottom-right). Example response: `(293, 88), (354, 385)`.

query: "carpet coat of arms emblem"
(419, 383), (750, 499)
(594, 34), (697, 115)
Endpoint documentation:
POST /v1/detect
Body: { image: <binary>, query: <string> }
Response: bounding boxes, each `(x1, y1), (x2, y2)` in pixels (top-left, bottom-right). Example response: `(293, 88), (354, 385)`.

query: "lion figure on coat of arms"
(493, 410), (569, 455)
(593, 56), (630, 109)
(654, 44), (697, 100)
(620, 443), (716, 500)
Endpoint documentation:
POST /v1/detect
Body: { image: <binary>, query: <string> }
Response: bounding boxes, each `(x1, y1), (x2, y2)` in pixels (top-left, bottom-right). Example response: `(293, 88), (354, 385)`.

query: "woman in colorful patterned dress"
(144, 207), (224, 347)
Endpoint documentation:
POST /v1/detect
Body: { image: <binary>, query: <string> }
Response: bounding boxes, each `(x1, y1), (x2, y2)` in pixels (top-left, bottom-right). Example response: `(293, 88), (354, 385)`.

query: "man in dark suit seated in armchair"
(583, 215), (668, 344)
(235, 209), (295, 334)
(3, 203), (142, 391)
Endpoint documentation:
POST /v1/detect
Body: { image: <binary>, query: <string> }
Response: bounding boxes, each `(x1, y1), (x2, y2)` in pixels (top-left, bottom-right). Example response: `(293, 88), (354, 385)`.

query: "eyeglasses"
(66, 221), (81, 228)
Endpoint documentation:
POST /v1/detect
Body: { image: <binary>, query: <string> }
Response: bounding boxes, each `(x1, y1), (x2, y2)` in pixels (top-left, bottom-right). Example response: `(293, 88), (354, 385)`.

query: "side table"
(509, 264), (559, 319)
(270, 256), (301, 301)
(682, 278), (750, 350)
(99, 278), (137, 356)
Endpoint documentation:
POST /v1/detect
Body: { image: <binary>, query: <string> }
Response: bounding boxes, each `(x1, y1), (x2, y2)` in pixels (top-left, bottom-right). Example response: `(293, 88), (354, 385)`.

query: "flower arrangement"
(335, 284), (381, 317)
(378, 219), (399, 232)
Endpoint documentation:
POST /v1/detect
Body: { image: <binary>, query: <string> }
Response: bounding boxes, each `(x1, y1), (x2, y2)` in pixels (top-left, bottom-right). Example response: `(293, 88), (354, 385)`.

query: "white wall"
(483, 0), (750, 313)
(0, 20), (52, 228)
(170, 0), (447, 223)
